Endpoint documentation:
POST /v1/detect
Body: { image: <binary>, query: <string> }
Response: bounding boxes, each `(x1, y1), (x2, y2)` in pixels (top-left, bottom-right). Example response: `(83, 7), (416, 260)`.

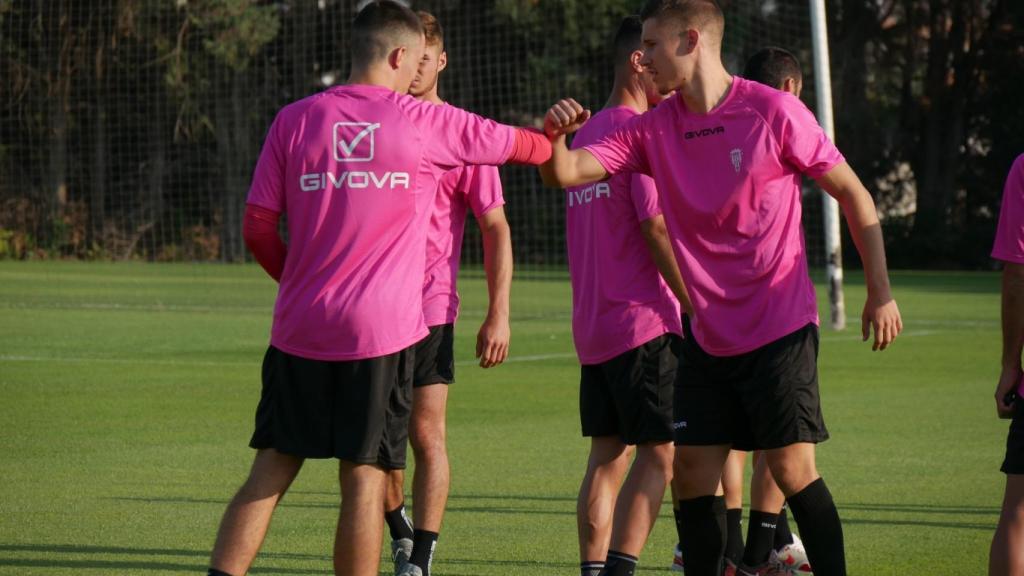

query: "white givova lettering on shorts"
(673, 420), (687, 430)
(299, 121), (410, 192)
(567, 182), (611, 207)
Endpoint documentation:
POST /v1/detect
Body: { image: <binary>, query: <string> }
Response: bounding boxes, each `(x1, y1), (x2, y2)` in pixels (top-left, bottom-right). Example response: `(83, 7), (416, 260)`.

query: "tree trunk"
(217, 71), (252, 262)
(910, 0), (977, 254)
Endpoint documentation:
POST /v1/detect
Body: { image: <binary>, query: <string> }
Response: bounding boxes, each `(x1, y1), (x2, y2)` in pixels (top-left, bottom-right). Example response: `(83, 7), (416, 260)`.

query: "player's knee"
(766, 454), (817, 495)
(410, 423), (447, 461)
(637, 442), (674, 478)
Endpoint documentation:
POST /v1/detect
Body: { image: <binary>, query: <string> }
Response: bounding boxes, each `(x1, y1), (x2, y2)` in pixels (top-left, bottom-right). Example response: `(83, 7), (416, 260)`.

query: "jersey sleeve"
(403, 99), (516, 171)
(993, 155), (1024, 264)
(769, 93), (845, 179)
(629, 173), (662, 222)
(582, 113), (650, 177)
(246, 111), (287, 213)
(464, 165), (505, 218)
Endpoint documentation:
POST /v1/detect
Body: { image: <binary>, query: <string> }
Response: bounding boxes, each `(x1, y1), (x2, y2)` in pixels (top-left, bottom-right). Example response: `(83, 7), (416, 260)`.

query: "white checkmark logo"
(333, 122), (380, 162)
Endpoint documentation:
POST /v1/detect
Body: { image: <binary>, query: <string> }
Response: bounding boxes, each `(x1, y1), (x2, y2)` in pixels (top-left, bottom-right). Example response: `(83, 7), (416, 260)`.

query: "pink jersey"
(992, 154), (1024, 396)
(566, 106), (682, 364)
(423, 161), (505, 327)
(584, 77), (844, 356)
(246, 84), (514, 361)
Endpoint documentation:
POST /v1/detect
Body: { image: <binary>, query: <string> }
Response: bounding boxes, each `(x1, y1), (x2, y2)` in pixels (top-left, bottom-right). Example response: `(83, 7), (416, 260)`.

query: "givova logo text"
(568, 182), (611, 207)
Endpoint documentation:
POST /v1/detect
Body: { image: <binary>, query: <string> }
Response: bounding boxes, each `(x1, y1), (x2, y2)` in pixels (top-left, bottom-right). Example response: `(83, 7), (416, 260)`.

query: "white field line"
(0, 352), (578, 368)
(0, 330), (940, 369)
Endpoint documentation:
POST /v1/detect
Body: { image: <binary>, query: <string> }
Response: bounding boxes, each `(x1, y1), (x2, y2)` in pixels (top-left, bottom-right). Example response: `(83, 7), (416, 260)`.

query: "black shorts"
(249, 345), (413, 469)
(413, 324), (455, 387)
(673, 317), (829, 451)
(1002, 403), (1024, 474)
(579, 333), (679, 445)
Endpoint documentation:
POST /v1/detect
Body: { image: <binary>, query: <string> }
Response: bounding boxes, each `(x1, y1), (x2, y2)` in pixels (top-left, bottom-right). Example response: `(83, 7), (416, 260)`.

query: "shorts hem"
(413, 377), (453, 388)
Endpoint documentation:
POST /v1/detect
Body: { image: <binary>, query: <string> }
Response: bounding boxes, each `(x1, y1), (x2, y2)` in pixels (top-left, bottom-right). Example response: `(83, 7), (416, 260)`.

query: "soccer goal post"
(810, 0), (846, 331)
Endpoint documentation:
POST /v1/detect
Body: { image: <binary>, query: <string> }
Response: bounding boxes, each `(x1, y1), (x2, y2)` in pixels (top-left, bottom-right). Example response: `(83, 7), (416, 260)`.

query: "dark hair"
(639, 0), (724, 46)
(351, 1), (423, 66)
(743, 46), (803, 90)
(418, 10), (444, 48)
(613, 15), (643, 64)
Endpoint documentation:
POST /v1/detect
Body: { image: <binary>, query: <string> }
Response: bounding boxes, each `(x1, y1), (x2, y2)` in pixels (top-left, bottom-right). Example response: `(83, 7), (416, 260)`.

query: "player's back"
(248, 84), (513, 361)
(565, 106), (680, 365)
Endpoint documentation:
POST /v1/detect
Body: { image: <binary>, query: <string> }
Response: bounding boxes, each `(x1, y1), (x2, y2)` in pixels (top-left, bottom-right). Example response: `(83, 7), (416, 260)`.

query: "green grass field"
(0, 261), (1010, 575)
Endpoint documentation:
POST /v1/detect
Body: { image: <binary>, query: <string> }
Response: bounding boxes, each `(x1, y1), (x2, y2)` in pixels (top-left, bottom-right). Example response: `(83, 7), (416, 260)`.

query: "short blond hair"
(417, 10), (444, 48)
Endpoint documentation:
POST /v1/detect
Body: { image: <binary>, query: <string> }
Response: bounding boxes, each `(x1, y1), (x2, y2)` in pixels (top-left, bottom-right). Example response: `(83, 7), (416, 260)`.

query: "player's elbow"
(539, 163), (568, 188)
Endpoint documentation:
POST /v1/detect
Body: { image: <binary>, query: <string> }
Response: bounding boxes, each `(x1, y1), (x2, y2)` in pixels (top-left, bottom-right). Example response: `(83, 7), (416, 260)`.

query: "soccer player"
(567, 16), (690, 576)
(381, 11), (513, 576)
(731, 45), (813, 574)
(205, 3), (551, 576)
(539, 1), (903, 575)
(989, 152), (1024, 576)
(743, 46), (803, 98)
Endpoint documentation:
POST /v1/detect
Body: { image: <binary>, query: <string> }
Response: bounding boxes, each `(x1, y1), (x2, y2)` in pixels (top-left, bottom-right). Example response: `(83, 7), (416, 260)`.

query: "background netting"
(0, 0), (824, 275)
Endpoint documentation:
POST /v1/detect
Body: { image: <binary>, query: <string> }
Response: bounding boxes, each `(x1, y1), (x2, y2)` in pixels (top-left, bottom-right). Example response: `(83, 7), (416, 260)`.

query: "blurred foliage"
(0, 0), (1020, 268)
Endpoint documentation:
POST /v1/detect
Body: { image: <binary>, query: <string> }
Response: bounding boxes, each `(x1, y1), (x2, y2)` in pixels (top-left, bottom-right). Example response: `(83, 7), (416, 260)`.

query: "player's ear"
(630, 49), (644, 74)
(388, 45), (406, 71)
(682, 28), (699, 55)
(438, 50), (448, 72)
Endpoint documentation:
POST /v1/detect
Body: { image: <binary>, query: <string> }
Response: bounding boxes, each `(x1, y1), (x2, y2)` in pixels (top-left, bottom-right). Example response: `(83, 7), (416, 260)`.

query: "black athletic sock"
(774, 503), (794, 548)
(742, 510), (778, 567)
(385, 502), (414, 541)
(677, 495), (726, 576)
(581, 561), (605, 576)
(599, 550), (637, 576)
(409, 529), (439, 576)
(207, 570), (233, 576)
(787, 478), (845, 576)
(725, 507), (744, 564)
(673, 506), (684, 545)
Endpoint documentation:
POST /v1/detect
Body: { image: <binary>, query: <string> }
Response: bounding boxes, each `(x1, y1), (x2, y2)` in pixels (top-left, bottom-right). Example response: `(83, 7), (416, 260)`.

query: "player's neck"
(346, 67), (402, 93)
(604, 77), (647, 115)
(680, 61), (732, 115)
(421, 88), (443, 106)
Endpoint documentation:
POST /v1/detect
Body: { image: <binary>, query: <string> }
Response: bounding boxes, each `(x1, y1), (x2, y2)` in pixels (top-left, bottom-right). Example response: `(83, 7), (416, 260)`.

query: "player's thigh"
(604, 333), (677, 446)
(737, 324), (828, 451)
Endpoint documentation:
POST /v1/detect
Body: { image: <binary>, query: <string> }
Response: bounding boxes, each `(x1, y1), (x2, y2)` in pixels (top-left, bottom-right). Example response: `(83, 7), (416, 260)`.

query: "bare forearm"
(821, 164), (893, 299)
(539, 134), (571, 187)
(1003, 264), (1024, 370)
(642, 222), (693, 314)
(482, 223), (512, 319)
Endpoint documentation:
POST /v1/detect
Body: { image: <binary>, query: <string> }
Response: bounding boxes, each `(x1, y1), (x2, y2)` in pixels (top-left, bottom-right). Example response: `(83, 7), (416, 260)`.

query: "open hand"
(476, 314), (510, 368)
(861, 296), (902, 351)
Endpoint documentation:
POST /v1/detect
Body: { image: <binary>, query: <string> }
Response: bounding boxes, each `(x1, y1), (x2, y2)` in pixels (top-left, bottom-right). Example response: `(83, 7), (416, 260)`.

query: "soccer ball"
(774, 534), (812, 575)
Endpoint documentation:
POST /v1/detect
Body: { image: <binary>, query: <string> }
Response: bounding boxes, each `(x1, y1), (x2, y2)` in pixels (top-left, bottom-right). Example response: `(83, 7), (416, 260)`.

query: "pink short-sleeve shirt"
(566, 106), (682, 364)
(585, 77), (844, 356)
(247, 84), (514, 361)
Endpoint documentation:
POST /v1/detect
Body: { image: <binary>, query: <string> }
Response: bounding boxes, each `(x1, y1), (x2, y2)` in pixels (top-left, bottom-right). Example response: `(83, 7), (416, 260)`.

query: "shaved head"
(639, 0), (725, 50)
(351, 0), (424, 68)
(613, 15), (644, 66)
